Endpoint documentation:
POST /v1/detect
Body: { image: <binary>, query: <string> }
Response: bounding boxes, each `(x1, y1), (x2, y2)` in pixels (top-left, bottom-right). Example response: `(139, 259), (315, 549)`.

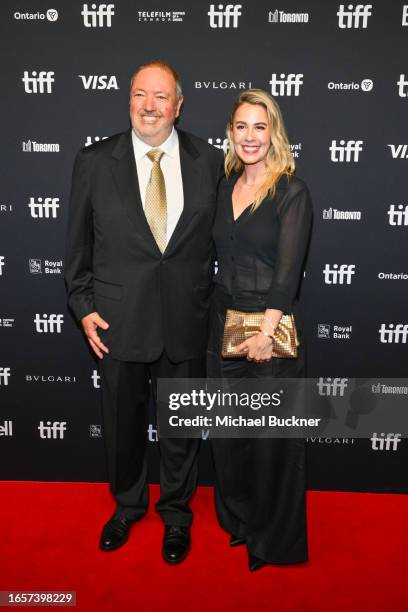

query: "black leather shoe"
(248, 553), (267, 572)
(230, 534), (245, 547)
(100, 515), (135, 552)
(162, 525), (191, 564)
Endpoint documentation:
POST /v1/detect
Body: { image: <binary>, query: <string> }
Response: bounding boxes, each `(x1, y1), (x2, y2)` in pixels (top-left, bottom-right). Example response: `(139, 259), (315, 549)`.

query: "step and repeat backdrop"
(1, 0), (407, 492)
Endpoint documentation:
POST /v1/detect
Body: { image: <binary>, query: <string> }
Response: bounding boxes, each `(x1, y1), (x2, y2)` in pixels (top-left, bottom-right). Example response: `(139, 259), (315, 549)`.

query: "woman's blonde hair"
(225, 89), (295, 210)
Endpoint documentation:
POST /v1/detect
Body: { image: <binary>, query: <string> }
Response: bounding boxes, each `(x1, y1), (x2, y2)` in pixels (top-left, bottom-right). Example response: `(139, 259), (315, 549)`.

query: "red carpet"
(1, 482), (407, 611)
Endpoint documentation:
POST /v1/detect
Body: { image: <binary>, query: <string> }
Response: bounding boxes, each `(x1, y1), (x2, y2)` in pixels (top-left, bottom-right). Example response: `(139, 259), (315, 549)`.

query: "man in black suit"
(65, 61), (223, 563)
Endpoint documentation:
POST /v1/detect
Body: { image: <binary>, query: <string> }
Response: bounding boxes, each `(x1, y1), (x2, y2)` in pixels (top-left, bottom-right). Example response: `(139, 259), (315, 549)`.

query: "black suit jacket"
(65, 128), (224, 362)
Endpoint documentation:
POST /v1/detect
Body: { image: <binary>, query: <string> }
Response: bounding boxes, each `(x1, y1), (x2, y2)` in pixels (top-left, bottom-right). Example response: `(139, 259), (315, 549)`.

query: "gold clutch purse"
(221, 309), (300, 359)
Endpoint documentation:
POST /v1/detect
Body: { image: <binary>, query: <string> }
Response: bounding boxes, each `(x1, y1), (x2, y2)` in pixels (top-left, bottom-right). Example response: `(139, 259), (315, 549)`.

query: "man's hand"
(81, 312), (110, 359)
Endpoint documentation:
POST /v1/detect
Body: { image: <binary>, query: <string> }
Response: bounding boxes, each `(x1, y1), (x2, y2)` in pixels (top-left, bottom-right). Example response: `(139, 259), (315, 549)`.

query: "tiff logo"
(22, 71), (54, 93)
(28, 197), (60, 218)
(337, 4), (372, 28)
(397, 74), (408, 97)
(269, 73), (303, 96)
(388, 204), (408, 226)
(34, 313), (64, 333)
(82, 3), (115, 27)
(379, 323), (408, 344)
(0, 367), (11, 386)
(371, 432), (401, 451)
(330, 139), (363, 162)
(208, 4), (242, 28)
(0, 255), (5, 275)
(208, 137), (229, 154)
(323, 264), (355, 284)
(317, 377), (348, 397)
(38, 421), (67, 439)
(91, 369), (100, 389)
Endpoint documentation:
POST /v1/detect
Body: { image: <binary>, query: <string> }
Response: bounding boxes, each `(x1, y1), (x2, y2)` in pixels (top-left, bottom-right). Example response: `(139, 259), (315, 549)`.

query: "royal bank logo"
(0, 367), (11, 386)
(208, 4), (242, 28)
(22, 140), (60, 153)
(29, 259), (62, 275)
(208, 137), (229, 154)
(330, 140), (363, 162)
(328, 78), (373, 92)
(269, 73), (303, 96)
(289, 143), (302, 158)
(323, 264), (356, 284)
(82, 3), (115, 27)
(403, 6), (408, 26)
(379, 324), (408, 344)
(34, 313), (64, 333)
(90, 424), (102, 438)
(195, 81), (252, 90)
(28, 197), (60, 219)
(0, 421), (13, 436)
(85, 136), (108, 147)
(337, 4), (372, 28)
(14, 9), (58, 21)
(268, 10), (309, 23)
(91, 369), (100, 389)
(323, 207), (361, 220)
(22, 71), (54, 94)
(137, 10), (185, 22)
(371, 432), (401, 451)
(0, 256), (5, 276)
(0, 318), (15, 328)
(78, 75), (119, 90)
(378, 272), (408, 281)
(38, 421), (67, 439)
(387, 144), (408, 159)
(317, 323), (352, 340)
(317, 377), (348, 397)
(387, 204), (408, 226)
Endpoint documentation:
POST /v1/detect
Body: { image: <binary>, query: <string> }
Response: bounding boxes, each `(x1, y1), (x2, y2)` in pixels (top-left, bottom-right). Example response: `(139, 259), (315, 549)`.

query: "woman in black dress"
(208, 89), (313, 571)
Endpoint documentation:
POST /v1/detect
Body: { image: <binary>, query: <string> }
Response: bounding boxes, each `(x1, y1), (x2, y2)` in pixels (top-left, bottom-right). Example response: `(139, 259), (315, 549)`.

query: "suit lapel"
(164, 129), (201, 255)
(110, 129), (162, 255)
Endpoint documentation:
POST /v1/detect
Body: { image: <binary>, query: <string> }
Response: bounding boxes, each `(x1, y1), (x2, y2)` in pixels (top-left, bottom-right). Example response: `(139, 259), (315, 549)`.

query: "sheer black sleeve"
(265, 181), (313, 313)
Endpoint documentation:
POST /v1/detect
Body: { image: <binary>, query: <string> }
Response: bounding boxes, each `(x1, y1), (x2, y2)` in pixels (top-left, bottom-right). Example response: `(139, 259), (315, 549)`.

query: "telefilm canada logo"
(137, 10), (185, 22)
(208, 4), (242, 28)
(22, 140), (60, 153)
(81, 3), (115, 27)
(268, 10), (309, 23)
(13, 9), (58, 21)
(0, 318), (15, 328)
(317, 324), (353, 340)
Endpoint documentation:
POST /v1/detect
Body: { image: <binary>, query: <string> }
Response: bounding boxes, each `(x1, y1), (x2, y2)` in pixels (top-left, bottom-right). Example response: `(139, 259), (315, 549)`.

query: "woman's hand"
(234, 332), (274, 363)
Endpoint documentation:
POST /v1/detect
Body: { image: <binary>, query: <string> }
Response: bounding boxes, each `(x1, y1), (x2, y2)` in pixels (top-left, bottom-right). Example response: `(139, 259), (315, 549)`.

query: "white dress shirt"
(131, 127), (184, 246)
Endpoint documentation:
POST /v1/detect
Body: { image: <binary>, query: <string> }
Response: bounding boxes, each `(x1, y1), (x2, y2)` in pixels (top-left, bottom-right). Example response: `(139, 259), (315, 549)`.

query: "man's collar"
(131, 127), (179, 161)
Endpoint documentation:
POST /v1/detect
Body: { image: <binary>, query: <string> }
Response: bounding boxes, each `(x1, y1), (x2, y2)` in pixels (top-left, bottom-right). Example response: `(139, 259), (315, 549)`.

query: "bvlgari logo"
(195, 81), (252, 90)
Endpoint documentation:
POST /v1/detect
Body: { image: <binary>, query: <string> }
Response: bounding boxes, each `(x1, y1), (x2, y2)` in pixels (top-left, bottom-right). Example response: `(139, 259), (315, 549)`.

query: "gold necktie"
(145, 148), (167, 253)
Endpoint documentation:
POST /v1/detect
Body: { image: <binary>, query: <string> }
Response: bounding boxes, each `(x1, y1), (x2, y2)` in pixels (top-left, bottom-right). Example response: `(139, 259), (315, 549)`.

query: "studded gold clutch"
(221, 309), (300, 359)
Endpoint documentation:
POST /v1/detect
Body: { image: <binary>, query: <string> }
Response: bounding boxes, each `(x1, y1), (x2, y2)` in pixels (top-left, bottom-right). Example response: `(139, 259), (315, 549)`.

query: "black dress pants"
(207, 297), (308, 563)
(99, 351), (203, 527)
